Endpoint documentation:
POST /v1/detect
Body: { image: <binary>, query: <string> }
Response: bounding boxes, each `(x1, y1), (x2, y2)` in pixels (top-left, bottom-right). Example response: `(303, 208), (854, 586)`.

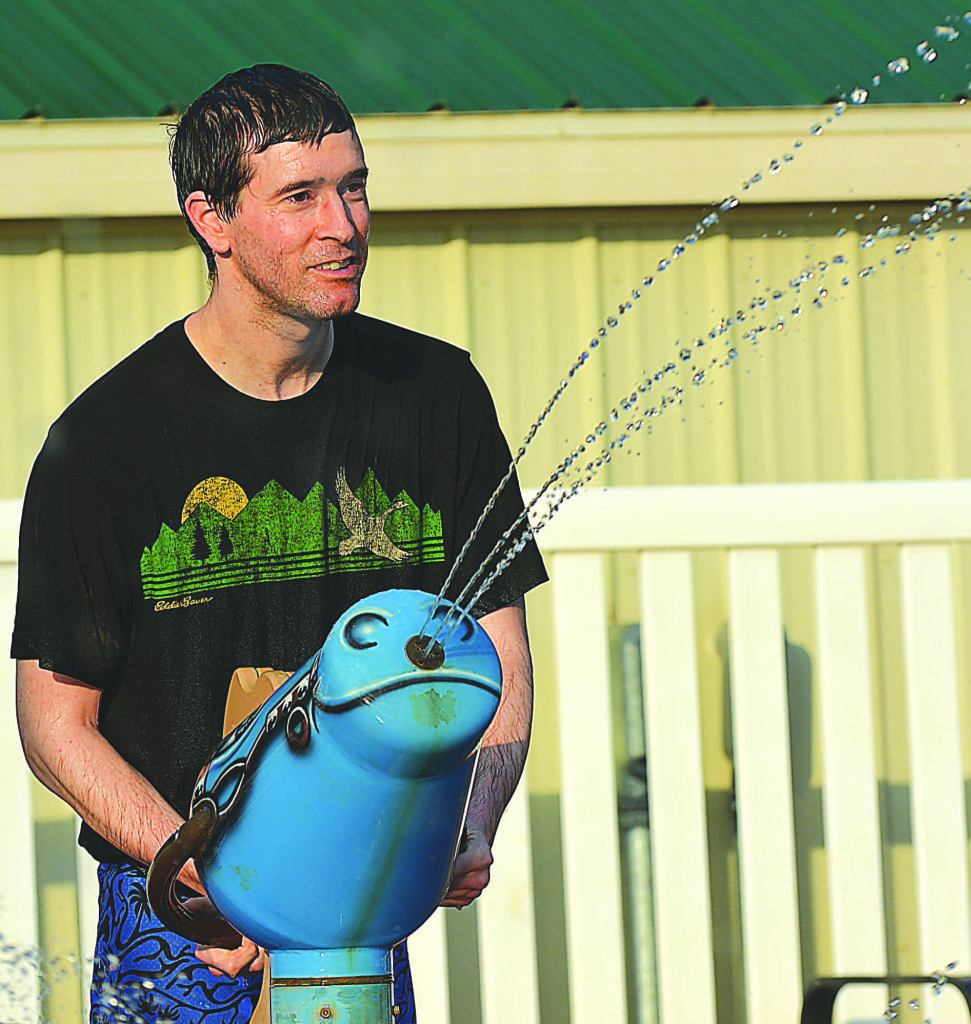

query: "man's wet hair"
(169, 64), (356, 276)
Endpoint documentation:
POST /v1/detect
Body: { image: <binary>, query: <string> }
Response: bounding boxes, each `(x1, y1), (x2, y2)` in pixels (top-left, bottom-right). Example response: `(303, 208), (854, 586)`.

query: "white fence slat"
(900, 544), (971, 998)
(478, 772), (540, 1024)
(552, 553), (628, 1024)
(639, 551), (717, 1024)
(728, 549), (802, 1024)
(815, 547), (887, 1024)
(0, 557), (38, 1024)
(0, 500), (21, 562)
(409, 908), (451, 1023)
(75, 835), (100, 1013)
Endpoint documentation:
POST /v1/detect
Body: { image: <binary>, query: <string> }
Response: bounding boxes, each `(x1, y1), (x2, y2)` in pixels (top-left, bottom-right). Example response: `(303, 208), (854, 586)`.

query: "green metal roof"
(3, 0), (971, 120)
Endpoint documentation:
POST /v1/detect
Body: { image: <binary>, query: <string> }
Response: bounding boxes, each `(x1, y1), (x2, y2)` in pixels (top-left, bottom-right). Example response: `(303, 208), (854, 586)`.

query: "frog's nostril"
(405, 634), (445, 670)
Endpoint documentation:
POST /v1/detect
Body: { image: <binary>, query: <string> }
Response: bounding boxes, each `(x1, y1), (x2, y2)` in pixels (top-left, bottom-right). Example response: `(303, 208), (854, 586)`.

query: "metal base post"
(270, 948), (398, 1024)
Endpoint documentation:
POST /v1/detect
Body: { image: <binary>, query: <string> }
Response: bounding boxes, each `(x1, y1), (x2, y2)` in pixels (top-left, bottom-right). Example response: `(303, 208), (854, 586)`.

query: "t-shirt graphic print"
(140, 467), (446, 601)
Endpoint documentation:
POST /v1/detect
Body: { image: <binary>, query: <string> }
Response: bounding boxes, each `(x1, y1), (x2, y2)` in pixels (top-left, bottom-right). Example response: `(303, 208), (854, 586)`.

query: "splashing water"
(424, 182), (971, 647)
(420, 27), (961, 644)
(0, 937), (101, 1024)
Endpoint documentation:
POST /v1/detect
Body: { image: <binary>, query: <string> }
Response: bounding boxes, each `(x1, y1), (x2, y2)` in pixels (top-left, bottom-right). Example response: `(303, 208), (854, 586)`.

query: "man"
(12, 64), (545, 1024)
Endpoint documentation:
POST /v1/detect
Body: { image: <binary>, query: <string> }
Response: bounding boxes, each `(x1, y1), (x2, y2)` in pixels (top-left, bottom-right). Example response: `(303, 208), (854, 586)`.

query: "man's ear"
(184, 190), (232, 257)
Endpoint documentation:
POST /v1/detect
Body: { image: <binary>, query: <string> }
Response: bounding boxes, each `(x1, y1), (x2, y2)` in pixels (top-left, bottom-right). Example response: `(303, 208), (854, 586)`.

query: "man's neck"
(184, 296), (335, 401)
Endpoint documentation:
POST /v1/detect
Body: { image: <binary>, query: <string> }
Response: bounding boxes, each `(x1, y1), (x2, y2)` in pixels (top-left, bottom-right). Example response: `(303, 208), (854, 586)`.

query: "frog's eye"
(344, 612), (389, 650)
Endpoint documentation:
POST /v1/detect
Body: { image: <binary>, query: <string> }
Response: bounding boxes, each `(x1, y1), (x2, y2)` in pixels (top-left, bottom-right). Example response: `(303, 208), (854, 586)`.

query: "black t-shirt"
(12, 313), (546, 862)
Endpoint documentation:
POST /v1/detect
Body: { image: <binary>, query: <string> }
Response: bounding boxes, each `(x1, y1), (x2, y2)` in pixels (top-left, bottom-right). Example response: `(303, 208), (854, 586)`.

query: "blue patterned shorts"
(91, 862), (416, 1023)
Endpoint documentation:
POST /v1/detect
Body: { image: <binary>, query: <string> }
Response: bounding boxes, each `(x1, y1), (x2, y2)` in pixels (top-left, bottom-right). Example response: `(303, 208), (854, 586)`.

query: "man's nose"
(315, 193), (356, 243)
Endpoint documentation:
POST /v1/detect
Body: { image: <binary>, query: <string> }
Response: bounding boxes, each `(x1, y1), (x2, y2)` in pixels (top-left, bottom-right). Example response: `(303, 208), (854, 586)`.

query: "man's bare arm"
(16, 659), (195, 879)
(16, 659), (263, 976)
(441, 597), (534, 908)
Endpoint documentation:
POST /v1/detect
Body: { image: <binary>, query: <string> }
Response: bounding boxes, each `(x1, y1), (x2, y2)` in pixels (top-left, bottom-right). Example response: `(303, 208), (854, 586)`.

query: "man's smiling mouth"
(314, 257), (354, 271)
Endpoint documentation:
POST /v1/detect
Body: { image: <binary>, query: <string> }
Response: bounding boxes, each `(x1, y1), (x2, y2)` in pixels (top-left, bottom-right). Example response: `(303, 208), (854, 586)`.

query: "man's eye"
(287, 190), (312, 203)
(343, 181), (367, 197)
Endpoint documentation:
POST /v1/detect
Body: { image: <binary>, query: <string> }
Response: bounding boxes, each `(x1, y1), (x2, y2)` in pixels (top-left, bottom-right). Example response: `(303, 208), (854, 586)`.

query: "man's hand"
(183, 894), (266, 977)
(438, 600), (534, 910)
(441, 824), (494, 908)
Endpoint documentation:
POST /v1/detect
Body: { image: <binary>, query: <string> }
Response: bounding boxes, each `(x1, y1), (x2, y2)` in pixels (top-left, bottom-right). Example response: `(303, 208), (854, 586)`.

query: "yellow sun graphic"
(181, 477), (249, 524)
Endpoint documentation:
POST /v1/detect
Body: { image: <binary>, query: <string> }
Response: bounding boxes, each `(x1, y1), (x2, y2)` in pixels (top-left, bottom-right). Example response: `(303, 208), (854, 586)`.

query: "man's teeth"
(320, 260), (347, 270)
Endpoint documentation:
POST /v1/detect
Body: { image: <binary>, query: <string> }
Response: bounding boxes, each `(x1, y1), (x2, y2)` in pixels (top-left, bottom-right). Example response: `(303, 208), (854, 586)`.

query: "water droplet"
(842, 277), (850, 286)
(680, 348), (692, 361)
(910, 1000), (920, 1011)
(836, 227), (848, 237)
(672, 243), (686, 259)
(859, 266), (875, 278)
(818, 287), (828, 298)
(851, 87), (869, 104)
(917, 40), (930, 55)
(784, 152), (795, 163)
(794, 140), (803, 149)
(769, 159), (781, 174)
(861, 234), (876, 249)
(924, 49), (938, 63)
(658, 259), (671, 272)
(888, 57), (910, 75)
(855, 212), (865, 220)
(896, 241), (912, 254)
(642, 275), (654, 287)
(685, 233), (699, 245)
(607, 317), (619, 329)
(948, 961), (959, 970)
(936, 24), (959, 40)
(692, 370), (705, 384)
(889, 998), (902, 1009)
(792, 305), (803, 316)
(965, 11), (971, 24)
(834, 100), (847, 116)
(876, 224), (901, 238)
(811, 123), (823, 136)
(720, 196), (740, 212)
(727, 347), (739, 360)
(872, 75), (882, 87)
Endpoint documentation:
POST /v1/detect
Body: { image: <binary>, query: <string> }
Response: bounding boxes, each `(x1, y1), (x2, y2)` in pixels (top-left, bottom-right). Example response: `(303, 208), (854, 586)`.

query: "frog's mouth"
(313, 669), (501, 714)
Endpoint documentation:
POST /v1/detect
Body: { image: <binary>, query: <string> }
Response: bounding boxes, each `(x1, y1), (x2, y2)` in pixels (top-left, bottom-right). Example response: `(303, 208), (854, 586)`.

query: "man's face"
(222, 131), (370, 322)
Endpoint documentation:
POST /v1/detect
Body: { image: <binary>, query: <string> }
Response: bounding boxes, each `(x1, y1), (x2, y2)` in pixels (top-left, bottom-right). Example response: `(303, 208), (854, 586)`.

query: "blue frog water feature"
(146, 590), (502, 1024)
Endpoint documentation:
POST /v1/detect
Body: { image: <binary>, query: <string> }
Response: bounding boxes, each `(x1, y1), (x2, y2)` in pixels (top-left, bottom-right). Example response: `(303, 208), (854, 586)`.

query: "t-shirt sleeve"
(452, 362), (548, 618)
(11, 421), (130, 688)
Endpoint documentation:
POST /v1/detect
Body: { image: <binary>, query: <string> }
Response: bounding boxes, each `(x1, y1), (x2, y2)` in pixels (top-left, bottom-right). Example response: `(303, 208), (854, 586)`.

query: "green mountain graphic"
(141, 470), (444, 600)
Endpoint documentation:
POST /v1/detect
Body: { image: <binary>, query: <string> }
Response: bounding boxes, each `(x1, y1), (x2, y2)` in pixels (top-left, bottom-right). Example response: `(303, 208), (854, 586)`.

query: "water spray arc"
(422, 28), (971, 644)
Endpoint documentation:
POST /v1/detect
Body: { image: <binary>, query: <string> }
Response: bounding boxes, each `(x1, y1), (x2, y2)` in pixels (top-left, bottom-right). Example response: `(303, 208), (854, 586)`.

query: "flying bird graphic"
(336, 467), (411, 562)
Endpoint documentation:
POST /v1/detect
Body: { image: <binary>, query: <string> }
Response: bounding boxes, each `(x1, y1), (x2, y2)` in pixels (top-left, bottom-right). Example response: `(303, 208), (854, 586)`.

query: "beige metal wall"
(3, 107), (971, 1023)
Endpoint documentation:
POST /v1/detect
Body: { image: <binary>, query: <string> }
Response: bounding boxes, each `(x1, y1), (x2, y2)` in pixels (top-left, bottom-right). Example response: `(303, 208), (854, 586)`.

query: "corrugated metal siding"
(2, 0), (970, 119)
(11, 204), (970, 500)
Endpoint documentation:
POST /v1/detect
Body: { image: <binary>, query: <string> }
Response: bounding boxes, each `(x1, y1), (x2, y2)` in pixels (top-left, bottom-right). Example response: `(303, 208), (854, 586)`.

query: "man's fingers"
(195, 937), (264, 978)
(442, 828), (495, 908)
